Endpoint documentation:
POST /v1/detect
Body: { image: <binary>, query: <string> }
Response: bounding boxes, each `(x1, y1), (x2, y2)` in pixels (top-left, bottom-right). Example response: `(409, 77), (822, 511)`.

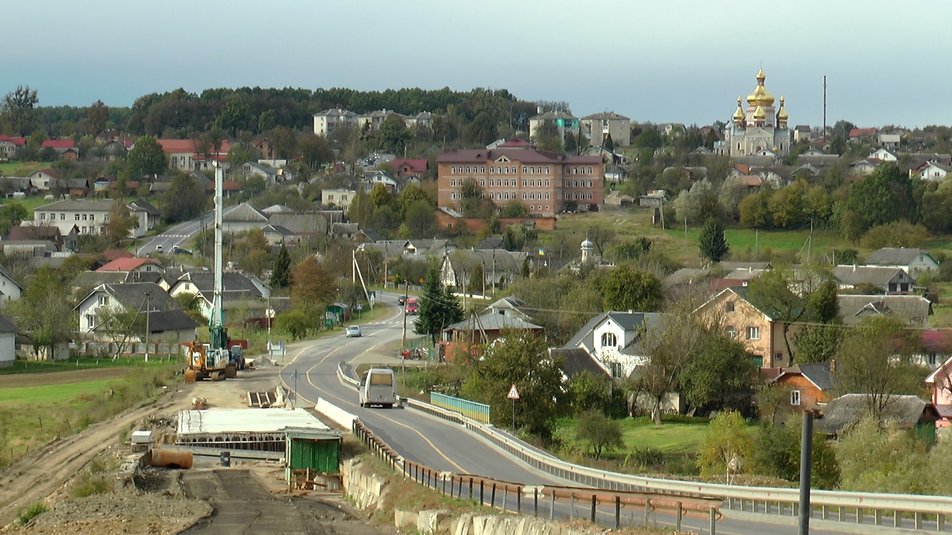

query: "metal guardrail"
(429, 392), (491, 424)
(337, 363), (952, 532)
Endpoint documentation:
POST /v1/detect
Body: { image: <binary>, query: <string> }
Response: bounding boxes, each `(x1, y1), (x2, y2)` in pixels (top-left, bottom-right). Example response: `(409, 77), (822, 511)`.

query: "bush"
(575, 410), (623, 460)
(629, 447), (664, 470)
(18, 502), (47, 525)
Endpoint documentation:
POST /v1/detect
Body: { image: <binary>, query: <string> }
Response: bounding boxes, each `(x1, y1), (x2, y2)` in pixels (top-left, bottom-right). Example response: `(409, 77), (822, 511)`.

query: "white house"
(917, 162), (951, 182)
(864, 247), (940, 276)
(561, 311), (663, 379)
(31, 199), (152, 238)
(0, 266), (22, 301)
(313, 108), (358, 137)
(321, 189), (357, 209)
(75, 282), (198, 342)
(0, 315), (16, 367)
(868, 148), (898, 162)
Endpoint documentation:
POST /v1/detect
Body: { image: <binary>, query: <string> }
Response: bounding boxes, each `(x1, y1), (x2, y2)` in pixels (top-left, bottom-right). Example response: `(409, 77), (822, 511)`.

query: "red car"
(404, 298), (418, 315)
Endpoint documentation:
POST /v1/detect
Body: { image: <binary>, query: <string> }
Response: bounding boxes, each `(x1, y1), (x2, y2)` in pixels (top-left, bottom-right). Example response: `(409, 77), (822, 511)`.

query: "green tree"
(12, 267), (75, 360)
(86, 100), (108, 136)
(0, 202), (28, 235)
(271, 243), (292, 289)
(290, 257), (336, 313)
(601, 265), (663, 311)
(745, 269), (805, 362)
(680, 333), (757, 413)
(127, 135), (168, 178)
(698, 217), (729, 262)
(500, 200), (528, 217)
(575, 410), (623, 460)
(404, 199), (435, 238)
(104, 199), (138, 246)
(160, 172), (206, 223)
(299, 133), (333, 170)
(1, 85), (38, 135)
(415, 266), (463, 344)
(635, 309), (705, 423)
(792, 324), (842, 364)
(277, 309), (311, 340)
(834, 316), (925, 420)
(376, 114), (410, 154)
(568, 370), (613, 415)
(752, 416), (840, 489)
(697, 411), (754, 481)
(233, 229), (270, 276)
(859, 221), (930, 249)
(460, 331), (565, 439)
(836, 416), (930, 493)
(270, 126), (297, 160)
(841, 163), (915, 240)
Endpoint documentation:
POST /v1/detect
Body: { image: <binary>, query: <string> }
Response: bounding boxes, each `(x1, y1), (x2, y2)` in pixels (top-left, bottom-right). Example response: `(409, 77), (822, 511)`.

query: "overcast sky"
(5, 1), (948, 128)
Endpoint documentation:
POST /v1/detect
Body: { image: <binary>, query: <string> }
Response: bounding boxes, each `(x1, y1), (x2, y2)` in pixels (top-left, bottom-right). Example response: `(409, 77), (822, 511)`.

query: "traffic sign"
(507, 384), (520, 400)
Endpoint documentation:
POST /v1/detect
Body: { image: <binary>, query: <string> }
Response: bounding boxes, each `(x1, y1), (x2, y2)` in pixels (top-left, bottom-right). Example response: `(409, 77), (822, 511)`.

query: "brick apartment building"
(436, 144), (603, 216)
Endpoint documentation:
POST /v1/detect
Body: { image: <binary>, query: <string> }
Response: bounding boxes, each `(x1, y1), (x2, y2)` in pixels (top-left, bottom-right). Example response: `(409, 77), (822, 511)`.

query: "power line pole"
(144, 291), (151, 363)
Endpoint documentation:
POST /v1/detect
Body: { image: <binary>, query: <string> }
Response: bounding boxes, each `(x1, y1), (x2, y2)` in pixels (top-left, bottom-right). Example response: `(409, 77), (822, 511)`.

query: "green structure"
(284, 427), (342, 489)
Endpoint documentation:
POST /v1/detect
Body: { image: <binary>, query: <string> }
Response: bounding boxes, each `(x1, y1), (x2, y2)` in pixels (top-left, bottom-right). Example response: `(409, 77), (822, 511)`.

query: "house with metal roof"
(439, 249), (527, 293)
(832, 265), (916, 294)
(864, 247), (939, 276)
(440, 312), (544, 361)
(816, 394), (938, 442)
(221, 202), (268, 234)
(836, 294), (931, 327)
(168, 271), (268, 321)
(75, 282), (198, 342)
(561, 311), (664, 379)
(770, 362), (834, 412)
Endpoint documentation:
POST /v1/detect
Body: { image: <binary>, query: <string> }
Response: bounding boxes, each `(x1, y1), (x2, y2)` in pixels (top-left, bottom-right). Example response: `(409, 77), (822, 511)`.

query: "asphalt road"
(279, 293), (850, 535)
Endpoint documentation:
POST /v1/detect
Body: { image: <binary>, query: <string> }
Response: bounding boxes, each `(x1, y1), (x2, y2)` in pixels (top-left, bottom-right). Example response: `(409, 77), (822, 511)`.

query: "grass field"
(0, 161), (46, 177)
(0, 362), (179, 468)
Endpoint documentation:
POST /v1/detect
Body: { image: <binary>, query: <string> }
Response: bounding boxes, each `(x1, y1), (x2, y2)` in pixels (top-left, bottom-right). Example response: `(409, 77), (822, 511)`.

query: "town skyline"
(6, 0), (950, 128)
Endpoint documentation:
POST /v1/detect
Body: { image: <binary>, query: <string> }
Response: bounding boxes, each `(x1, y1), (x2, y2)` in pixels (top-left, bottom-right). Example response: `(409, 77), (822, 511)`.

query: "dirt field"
(0, 367), (130, 388)
(0, 360), (393, 534)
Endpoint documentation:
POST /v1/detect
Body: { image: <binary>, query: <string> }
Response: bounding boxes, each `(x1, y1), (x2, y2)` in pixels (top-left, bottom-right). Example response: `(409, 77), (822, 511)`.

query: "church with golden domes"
(714, 68), (791, 158)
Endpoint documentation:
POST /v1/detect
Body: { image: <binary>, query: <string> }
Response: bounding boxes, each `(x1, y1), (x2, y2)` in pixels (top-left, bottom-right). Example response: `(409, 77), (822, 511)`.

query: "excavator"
(184, 163), (245, 382)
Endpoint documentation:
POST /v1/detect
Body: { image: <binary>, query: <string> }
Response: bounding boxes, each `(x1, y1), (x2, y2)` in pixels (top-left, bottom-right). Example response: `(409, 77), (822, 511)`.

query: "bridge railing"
(338, 362), (952, 532)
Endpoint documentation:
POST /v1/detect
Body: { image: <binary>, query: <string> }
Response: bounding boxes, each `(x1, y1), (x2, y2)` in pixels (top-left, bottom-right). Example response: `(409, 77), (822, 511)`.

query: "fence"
(71, 341), (185, 360)
(429, 392), (490, 424)
(352, 419), (721, 533)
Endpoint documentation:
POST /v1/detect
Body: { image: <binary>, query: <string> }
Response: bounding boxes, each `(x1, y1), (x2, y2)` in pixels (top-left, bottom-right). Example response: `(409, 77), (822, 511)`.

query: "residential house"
(848, 127), (878, 142)
(440, 312), (544, 361)
(357, 109), (406, 132)
(241, 161), (280, 185)
(832, 265), (916, 294)
(312, 108), (358, 137)
(878, 133), (901, 150)
(925, 356), (952, 431)
(28, 169), (59, 191)
(390, 159), (429, 179)
(868, 148), (898, 162)
(0, 135), (26, 159)
(561, 311), (663, 379)
(916, 329), (952, 370)
(694, 286), (800, 369)
(363, 172), (398, 192)
(157, 139), (230, 172)
(406, 239), (451, 257)
(793, 125), (812, 143)
(260, 224), (296, 246)
(30, 199), (153, 238)
(331, 222), (359, 240)
(548, 347), (611, 381)
(439, 249), (527, 293)
(0, 266), (22, 301)
(482, 296), (534, 323)
(0, 315), (16, 367)
(41, 139), (78, 160)
(864, 247), (939, 276)
(75, 282), (198, 342)
(915, 161), (951, 182)
(770, 362), (834, 411)
(405, 111), (433, 130)
(321, 188), (357, 209)
(266, 212), (328, 242)
(221, 203), (268, 234)
(580, 111), (631, 147)
(6, 225), (65, 250)
(128, 200), (161, 233)
(97, 257), (163, 275)
(816, 394), (938, 442)
(437, 147), (604, 217)
(848, 159), (879, 176)
(836, 294), (931, 327)
(168, 270), (268, 322)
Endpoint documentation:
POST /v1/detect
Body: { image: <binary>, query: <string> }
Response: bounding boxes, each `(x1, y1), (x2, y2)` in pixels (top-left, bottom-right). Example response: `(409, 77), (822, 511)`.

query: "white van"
(358, 368), (397, 408)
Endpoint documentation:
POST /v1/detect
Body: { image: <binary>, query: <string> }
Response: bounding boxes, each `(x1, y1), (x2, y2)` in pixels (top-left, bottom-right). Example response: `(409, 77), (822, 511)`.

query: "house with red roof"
(848, 127), (877, 141)
(157, 139), (231, 172)
(96, 257), (162, 274)
(41, 138), (79, 160)
(390, 158), (429, 179)
(924, 353), (952, 431)
(0, 135), (26, 160)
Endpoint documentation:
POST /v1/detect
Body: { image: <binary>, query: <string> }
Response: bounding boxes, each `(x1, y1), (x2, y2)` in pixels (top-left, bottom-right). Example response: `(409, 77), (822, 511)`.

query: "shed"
(284, 426), (342, 490)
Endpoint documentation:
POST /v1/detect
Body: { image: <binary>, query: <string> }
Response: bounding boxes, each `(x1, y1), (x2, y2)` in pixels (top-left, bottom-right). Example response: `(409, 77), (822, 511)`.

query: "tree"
(836, 416), (930, 493)
(745, 269), (806, 362)
(586, 224), (616, 258)
(468, 263), (484, 296)
(697, 411), (754, 481)
(233, 230), (270, 277)
(680, 332), (757, 414)
(277, 309), (311, 340)
(635, 311), (705, 423)
(376, 114), (410, 154)
(92, 304), (145, 360)
(460, 331), (566, 440)
(568, 370), (613, 415)
(127, 135), (168, 178)
(792, 324), (842, 364)
(0, 202), (28, 236)
(500, 200), (528, 218)
(270, 126), (297, 160)
(752, 416), (840, 489)
(834, 316), (925, 420)
(271, 243), (292, 289)
(86, 100), (108, 136)
(840, 163), (915, 240)
(1, 85), (38, 135)
(12, 267), (75, 360)
(459, 178), (489, 218)
(290, 257), (336, 313)
(601, 265), (663, 312)
(160, 172), (206, 223)
(415, 266), (463, 344)
(698, 217), (729, 263)
(610, 238), (651, 262)
(404, 199), (435, 238)
(104, 199), (138, 246)
(576, 410), (623, 460)
(299, 133), (333, 170)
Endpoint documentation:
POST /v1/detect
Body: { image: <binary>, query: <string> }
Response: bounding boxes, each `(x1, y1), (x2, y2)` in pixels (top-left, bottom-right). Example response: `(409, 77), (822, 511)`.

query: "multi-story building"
(31, 199), (154, 238)
(528, 111), (580, 145)
(313, 108), (359, 137)
(580, 112), (631, 147)
(437, 144), (603, 217)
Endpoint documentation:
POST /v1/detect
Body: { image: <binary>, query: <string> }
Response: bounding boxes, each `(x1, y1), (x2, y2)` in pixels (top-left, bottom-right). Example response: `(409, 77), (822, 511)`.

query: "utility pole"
(401, 281), (409, 351)
(144, 291), (151, 362)
(799, 410), (816, 535)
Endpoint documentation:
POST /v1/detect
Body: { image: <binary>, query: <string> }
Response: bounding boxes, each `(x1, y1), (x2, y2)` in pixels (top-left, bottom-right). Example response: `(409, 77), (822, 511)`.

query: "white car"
(345, 325), (362, 338)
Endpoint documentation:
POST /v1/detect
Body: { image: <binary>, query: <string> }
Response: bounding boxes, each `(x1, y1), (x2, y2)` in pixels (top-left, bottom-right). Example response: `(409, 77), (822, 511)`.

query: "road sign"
(507, 384), (520, 400)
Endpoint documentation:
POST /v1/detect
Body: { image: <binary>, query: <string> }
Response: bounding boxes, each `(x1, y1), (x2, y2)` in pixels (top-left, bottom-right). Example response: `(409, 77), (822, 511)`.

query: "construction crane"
(184, 163), (244, 382)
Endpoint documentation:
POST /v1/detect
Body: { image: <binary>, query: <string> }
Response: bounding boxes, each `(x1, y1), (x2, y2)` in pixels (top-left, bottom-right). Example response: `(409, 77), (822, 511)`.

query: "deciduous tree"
(1, 85), (38, 135)
(697, 411), (753, 481)
(680, 332), (757, 414)
(635, 310), (705, 423)
(601, 265), (663, 312)
(127, 135), (167, 178)
(105, 199), (138, 246)
(290, 257), (336, 313)
(576, 410), (623, 460)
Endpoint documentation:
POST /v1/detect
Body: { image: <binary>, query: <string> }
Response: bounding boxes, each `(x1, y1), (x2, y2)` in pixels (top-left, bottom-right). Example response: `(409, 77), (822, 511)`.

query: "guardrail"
(337, 363), (952, 532)
(352, 418), (721, 532)
(429, 392), (491, 424)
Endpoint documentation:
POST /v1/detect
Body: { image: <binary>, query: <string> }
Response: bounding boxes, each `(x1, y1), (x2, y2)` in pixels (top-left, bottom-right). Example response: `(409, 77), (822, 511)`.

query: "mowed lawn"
(556, 416), (709, 457)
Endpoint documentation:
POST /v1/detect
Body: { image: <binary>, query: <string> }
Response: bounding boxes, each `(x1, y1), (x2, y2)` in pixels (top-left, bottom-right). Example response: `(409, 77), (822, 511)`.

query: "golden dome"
(753, 106), (766, 121)
(746, 68), (775, 107)
(777, 96), (788, 121)
(732, 97), (745, 122)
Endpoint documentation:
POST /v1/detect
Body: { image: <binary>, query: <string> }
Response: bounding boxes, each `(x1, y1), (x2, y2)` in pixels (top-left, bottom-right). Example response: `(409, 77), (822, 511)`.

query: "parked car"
(397, 295), (407, 306)
(345, 325), (362, 338)
(172, 245), (192, 255)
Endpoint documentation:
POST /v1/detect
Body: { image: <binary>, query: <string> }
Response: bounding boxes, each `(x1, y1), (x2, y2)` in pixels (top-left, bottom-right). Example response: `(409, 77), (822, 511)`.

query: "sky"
(4, 1), (950, 128)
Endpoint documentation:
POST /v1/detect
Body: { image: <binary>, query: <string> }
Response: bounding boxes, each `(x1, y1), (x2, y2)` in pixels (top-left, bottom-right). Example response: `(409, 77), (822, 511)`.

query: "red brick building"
(436, 145), (603, 217)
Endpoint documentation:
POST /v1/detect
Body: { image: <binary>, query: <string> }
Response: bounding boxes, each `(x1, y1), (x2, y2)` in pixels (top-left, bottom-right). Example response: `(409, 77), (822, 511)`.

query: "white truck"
(358, 368), (397, 408)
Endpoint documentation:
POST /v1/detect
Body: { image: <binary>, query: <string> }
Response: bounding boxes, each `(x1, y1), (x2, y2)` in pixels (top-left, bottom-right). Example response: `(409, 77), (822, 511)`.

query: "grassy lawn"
(0, 161), (45, 176)
(0, 361), (180, 468)
(0, 194), (51, 215)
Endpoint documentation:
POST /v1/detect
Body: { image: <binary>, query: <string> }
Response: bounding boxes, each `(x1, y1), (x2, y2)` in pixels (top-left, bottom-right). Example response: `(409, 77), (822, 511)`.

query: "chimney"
(830, 359), (836, 374)
(537, 105), (543, 115)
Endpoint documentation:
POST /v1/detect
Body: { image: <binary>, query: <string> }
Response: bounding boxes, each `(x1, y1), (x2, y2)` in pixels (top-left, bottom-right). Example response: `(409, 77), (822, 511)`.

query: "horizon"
(6, 1), (951, 129)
